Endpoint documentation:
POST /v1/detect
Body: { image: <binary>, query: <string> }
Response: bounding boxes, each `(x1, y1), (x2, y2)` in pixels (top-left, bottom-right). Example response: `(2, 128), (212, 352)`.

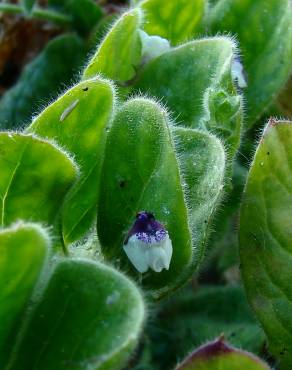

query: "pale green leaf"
(28, 78), (115, 244)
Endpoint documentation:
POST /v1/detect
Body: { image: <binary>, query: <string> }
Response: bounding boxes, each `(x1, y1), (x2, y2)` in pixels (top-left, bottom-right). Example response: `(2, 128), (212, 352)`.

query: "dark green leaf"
(0, 223), (49, 366)
(208, 0), (292, 128)
(0, 132), (77, 228)
(97, 98), (191, 297)
(172, 127), (225, 268)
(239, 120), (292, 368)
(97, 98), (225, 297)
(134, 37), (243, 162)
(8, 259), (144, 370)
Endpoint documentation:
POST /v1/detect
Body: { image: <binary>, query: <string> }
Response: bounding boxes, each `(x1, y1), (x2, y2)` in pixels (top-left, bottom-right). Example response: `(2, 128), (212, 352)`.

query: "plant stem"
(0, 3), (72, 26)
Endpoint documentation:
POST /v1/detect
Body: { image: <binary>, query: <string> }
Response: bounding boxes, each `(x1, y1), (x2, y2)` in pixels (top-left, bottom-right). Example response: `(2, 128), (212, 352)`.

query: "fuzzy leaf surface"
(8, 259), (144, 370)
(239, 120), (292, 368)
(134, 37), (242, 162)
(0, 133), (76, 228)
(97, 98), (191, 297)
(0, 223), (49, 366)
(208, 0), (292, 127)
(97, 99), (225, 297)
(172, 127), (225, 267)
(82, 9), (142, 82)
(28, 78), (114, 244)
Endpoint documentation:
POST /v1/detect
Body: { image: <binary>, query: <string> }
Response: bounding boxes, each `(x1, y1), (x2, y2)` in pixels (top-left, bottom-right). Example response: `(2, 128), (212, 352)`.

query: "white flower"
(231, 58), (247, 88)
(123, 212), (173, 273)
(139, 30), (171, 63)
(124, 233), (173, 273)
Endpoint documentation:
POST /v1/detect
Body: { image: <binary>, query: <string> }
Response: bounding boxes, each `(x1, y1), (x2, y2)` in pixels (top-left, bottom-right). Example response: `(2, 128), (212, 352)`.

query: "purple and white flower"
(123, 211), (173, 273)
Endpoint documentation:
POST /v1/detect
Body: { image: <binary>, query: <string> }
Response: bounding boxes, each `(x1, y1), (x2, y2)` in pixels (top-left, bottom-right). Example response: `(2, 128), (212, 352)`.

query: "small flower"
(231, 57), (247, 88)
(123, 211), (173, 273)
(139, 30), (170, 63)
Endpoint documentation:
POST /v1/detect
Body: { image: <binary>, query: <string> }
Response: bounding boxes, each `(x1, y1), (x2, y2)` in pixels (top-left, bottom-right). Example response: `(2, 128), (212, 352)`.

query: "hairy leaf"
(0, 133), (77, 228)
(97, 98), (225, 297)
(208, 0), (292, 127)
(172, 127), (225, 267)
(82, 8), (142, 82)
(28, 78), (115, 245)
(97, 98), (191, 296)
(8, 259), (144, 370)
(0, 223), (49, 366)
(239, 120), (292, 368)
(134, 37), (242, 162)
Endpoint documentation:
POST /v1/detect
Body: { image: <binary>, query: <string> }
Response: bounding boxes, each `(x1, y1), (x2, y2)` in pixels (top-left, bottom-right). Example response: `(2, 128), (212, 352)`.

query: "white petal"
(139, 30), (170, 63)
(162, 236), (173, 269)
(231, 59), (247, 88)
(123, 234), (173, 273)
(146, 236), (173, 272)
(123, 236), (149, 273)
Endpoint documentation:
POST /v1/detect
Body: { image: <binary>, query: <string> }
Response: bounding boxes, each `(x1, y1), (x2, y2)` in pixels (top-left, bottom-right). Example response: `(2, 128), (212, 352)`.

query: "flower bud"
(123, 211), (173, 273)
(139, 30), (170, 63)
(231, 57), (247, 88)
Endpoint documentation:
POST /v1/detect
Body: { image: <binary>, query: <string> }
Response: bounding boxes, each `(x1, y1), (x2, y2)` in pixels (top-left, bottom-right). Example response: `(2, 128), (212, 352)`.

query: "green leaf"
(22, 0), (35, 14)
(0, 222), (49, 366)
(97, 98), (191, 296)
(97, 98), (225, 297)
(8, 259), (144, 370)
(172, 127), (225, 268)
(0, 133), (77, 228)
(0, 34), (86, 130)
(239, 119), (292, 368)
(208, 0), (292, 128)
(82, 8), (143, 82)
(139, 0), (206, 45)
(134, 37), (243, 162)
(176, 337), (270, 370)
(28, 78), (115, 245)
